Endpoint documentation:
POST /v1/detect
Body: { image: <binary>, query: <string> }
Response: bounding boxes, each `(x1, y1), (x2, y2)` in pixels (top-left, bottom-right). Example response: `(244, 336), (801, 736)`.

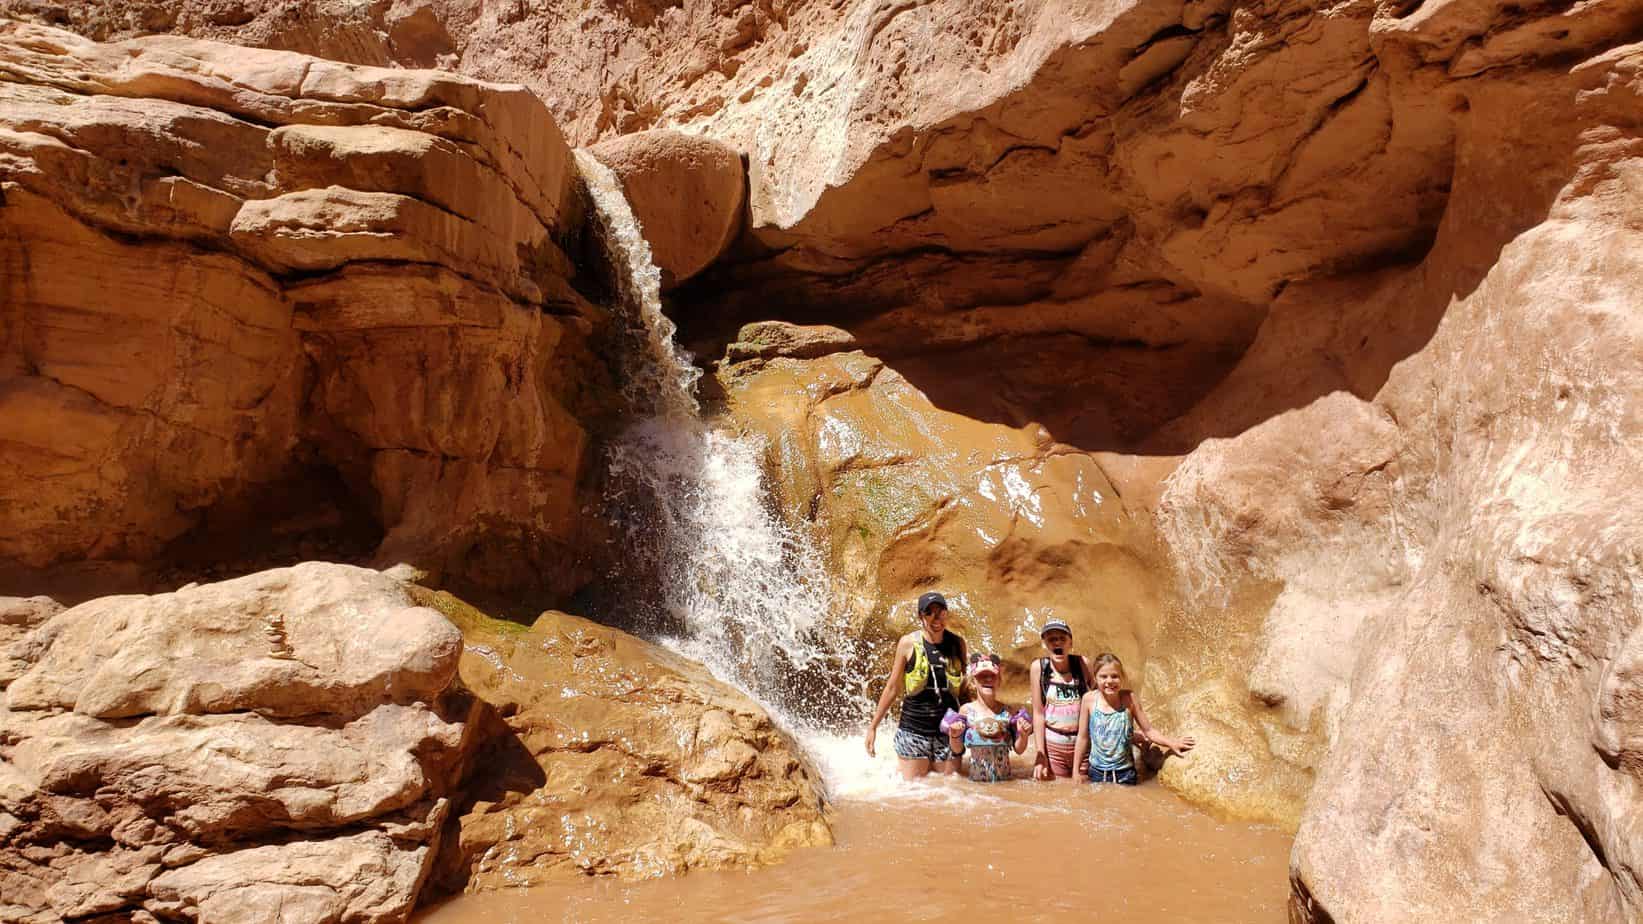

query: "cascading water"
(574, 151), (867, 731)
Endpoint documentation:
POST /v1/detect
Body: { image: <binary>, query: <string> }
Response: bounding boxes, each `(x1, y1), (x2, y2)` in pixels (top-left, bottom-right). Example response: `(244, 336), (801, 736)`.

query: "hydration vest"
(905, 637), (964, 698)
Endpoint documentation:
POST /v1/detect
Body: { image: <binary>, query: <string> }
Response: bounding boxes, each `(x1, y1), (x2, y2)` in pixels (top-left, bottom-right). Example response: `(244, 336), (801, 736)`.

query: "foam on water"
(804, 730), (1030, 808)
(576, 150), (868, 741)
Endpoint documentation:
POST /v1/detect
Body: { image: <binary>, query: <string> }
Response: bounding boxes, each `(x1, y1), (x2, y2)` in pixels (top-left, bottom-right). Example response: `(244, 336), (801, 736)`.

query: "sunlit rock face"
(716, 331), (1312, 826)
(0, 564), (469, 923)
(8, 0), (1643, 920)
(717, 336), (1160, 666)
(587, 130), (746, 292)
(0, 22), (612, 599)
(423, 597), (831, 894)
(1282, 54), (1643, 919)
(684, 5), (1640, 921)
(0, 566), (829, 921)
(3, 0), (1455, 445)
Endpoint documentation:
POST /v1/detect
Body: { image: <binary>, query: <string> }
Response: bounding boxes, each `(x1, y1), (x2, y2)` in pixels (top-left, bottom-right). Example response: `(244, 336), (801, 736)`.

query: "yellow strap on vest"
(904, 639), (964, 696)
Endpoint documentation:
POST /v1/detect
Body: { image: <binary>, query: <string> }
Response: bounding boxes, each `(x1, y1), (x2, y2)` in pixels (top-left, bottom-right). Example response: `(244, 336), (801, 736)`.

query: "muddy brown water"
(420, 735), (1293, 923)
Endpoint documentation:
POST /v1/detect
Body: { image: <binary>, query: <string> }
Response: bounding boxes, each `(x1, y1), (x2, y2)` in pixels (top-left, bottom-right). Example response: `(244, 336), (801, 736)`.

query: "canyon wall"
(0, 21), (607, 601)
(3, 1), (1642, 921)
(693, 1), (1643, 918)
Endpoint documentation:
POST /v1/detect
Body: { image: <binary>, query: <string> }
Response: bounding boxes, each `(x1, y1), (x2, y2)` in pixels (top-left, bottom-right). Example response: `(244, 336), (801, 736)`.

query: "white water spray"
(575, 151), (867, 730)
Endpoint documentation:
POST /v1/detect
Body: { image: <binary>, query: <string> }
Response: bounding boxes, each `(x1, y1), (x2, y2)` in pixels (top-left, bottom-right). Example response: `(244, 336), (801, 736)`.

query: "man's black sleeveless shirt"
(898, 632), (965, 737)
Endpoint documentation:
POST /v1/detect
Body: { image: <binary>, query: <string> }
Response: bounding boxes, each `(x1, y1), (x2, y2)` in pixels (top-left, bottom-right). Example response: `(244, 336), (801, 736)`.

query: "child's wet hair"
(1092, 652), (1124, 675)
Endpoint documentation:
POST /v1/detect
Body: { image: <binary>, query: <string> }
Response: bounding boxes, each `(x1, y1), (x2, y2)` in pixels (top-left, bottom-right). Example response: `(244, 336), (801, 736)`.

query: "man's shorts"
(893, 727), (955, 762)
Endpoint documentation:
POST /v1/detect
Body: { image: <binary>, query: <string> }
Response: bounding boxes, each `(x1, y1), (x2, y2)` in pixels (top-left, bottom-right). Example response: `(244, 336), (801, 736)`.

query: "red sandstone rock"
(5, 2), (1643, 921)
(589, 129), (746, 290)
(411, 594), (831, 894)
(0, 22), (605, 597)
(0, 564), (467, 923)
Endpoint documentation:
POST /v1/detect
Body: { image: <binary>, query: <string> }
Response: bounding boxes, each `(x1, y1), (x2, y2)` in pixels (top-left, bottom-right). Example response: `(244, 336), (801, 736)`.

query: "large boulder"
(588, 130), (746, 290)
(0, 563), (468, 923)
(422, 594), (831, 893)
(0, 22), (608, 598)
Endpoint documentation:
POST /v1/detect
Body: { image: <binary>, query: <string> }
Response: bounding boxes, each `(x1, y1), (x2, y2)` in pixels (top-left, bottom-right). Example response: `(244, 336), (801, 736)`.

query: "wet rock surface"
(421, 595), (830, 894)
(0, 563), (467, 923)
(717, 342), (1160, 663)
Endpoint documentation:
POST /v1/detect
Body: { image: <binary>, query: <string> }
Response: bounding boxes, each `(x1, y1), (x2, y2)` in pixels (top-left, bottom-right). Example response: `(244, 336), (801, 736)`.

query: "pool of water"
(419, 733), (1293, 923)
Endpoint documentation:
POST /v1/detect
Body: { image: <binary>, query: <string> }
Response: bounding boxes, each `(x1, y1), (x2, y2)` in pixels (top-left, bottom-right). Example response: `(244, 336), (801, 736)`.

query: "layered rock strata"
(0, 563), (468, 923)
(708, 10), (1643, 921)
(0, 21), (606, 597)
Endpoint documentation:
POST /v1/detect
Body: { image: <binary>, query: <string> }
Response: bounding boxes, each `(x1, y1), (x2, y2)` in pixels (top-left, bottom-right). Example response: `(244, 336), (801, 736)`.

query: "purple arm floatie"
(939, 709), (968, 736)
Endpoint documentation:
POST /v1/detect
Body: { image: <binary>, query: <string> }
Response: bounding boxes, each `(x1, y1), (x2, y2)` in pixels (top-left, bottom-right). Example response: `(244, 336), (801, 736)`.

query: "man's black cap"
(917, 591), (948, 615)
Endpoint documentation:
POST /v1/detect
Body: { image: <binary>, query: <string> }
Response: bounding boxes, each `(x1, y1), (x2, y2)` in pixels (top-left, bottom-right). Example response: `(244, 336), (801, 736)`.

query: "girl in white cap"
(1029, 618), (1096, 780)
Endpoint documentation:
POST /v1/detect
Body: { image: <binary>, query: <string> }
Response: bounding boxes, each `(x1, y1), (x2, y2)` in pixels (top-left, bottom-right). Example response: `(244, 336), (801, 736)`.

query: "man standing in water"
(864, 591), (969, 779)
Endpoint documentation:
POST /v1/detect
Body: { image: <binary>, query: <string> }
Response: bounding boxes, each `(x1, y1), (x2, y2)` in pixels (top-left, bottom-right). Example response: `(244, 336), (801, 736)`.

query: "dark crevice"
(152, 459), (385, 587)
(1132, 22), (1202, 57)
(1541, 784), (1612, 872)
(1389, 0), (1426, 19)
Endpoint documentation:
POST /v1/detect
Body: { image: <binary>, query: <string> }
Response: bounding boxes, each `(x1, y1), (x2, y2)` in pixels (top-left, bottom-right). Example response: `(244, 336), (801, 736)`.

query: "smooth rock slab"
(587, 129), (745, 290)
(5, 563), (461, 720)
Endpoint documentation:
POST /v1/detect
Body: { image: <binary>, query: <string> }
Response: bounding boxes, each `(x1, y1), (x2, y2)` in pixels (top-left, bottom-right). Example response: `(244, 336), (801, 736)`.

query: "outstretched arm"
(1073, 693), (1095, 784)
(865, 637), (911, 756)
(1127, 691), (1195, 755)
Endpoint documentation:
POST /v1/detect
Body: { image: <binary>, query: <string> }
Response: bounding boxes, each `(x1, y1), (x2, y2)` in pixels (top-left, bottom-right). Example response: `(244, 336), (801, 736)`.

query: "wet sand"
(420, 737), (1293, 923)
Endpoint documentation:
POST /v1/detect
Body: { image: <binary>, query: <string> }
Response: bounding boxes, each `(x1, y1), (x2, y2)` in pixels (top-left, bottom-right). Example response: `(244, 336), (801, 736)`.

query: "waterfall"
(575, 151), (866, 729)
